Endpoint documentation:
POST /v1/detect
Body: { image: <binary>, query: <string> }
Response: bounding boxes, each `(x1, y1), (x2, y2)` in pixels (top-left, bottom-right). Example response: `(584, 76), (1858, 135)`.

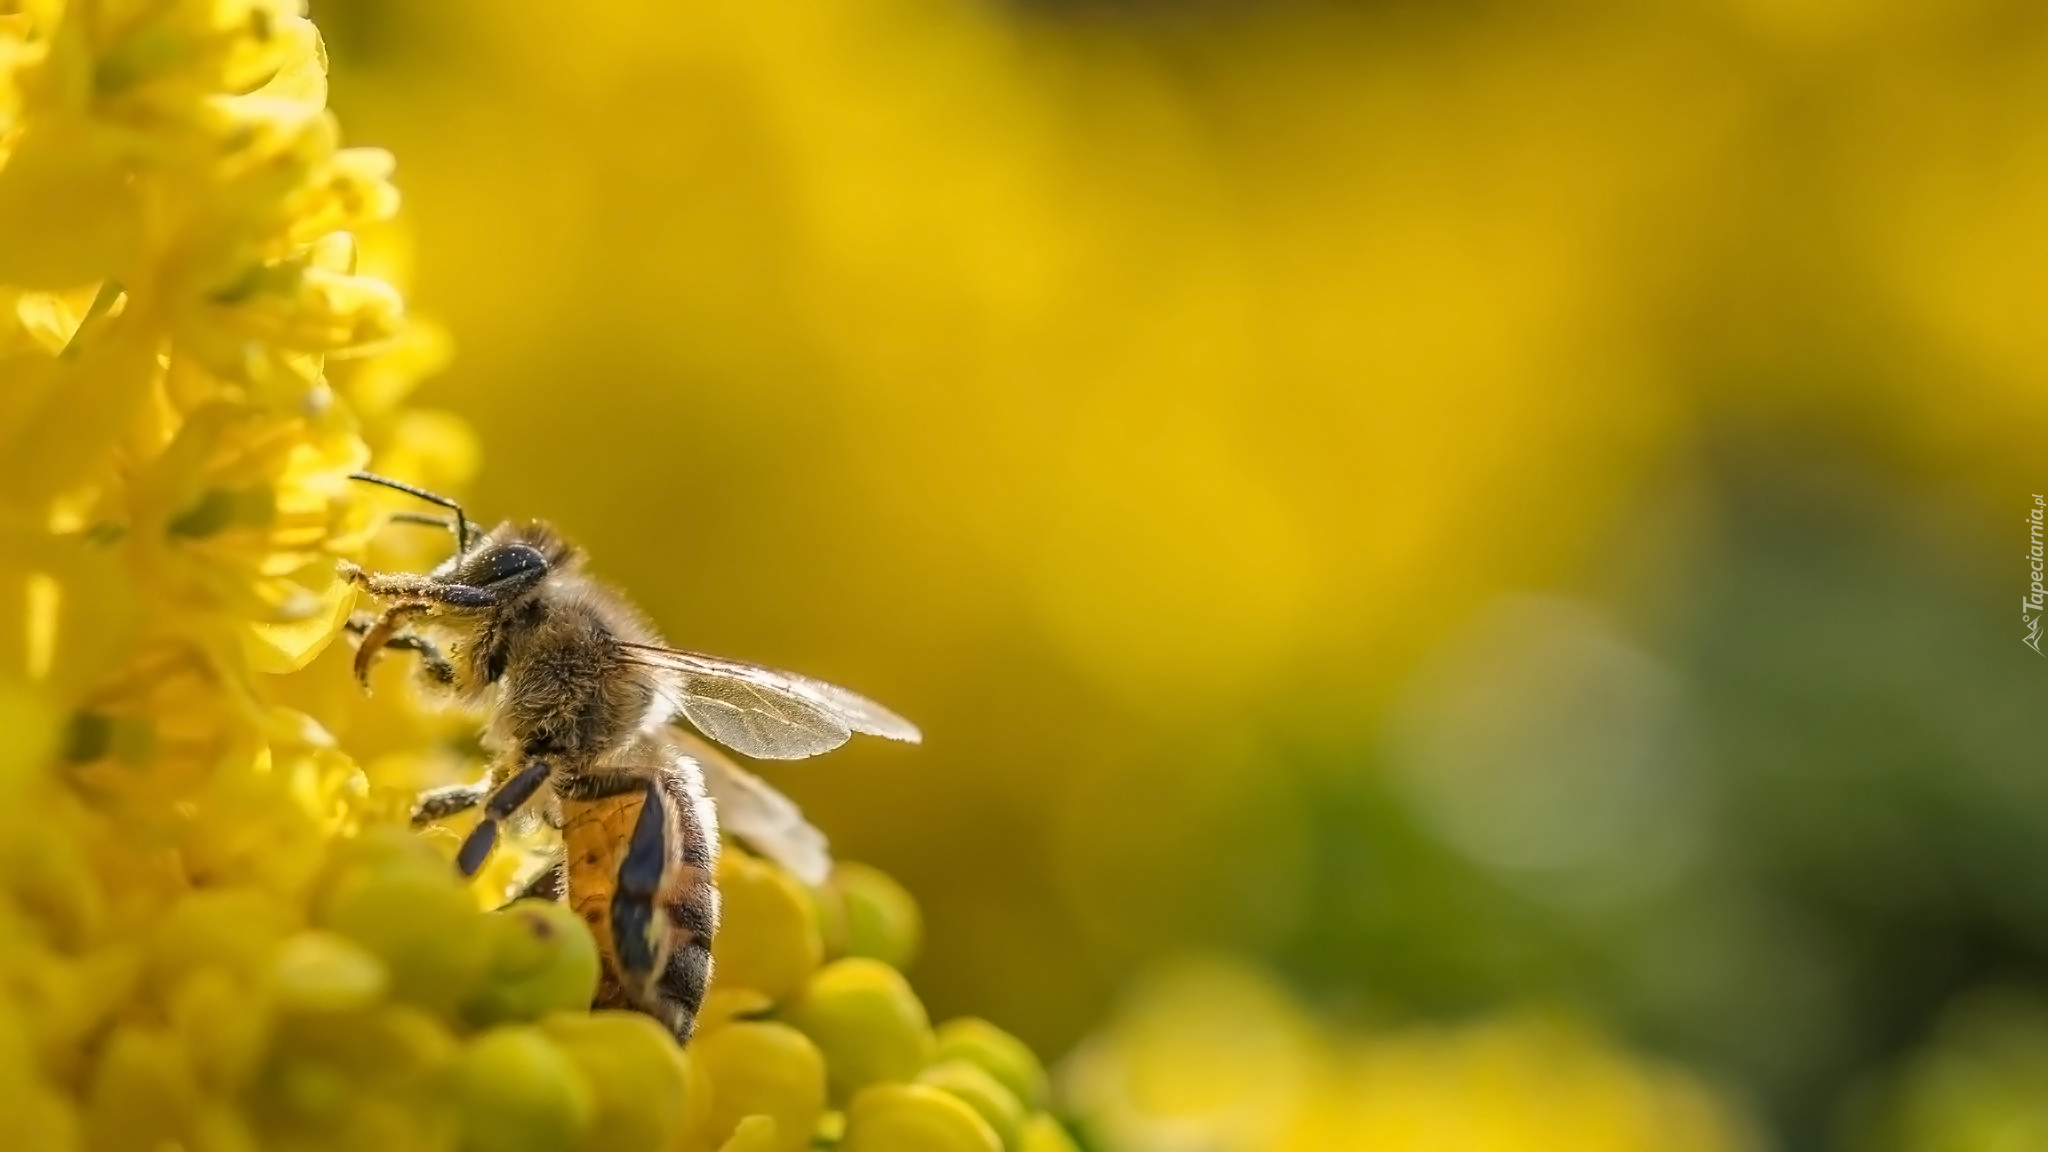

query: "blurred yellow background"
(313, 0), (2048, 1146)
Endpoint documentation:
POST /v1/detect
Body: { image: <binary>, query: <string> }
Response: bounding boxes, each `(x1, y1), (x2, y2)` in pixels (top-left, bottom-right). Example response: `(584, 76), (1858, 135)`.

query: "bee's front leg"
(339, 561), (499, 609)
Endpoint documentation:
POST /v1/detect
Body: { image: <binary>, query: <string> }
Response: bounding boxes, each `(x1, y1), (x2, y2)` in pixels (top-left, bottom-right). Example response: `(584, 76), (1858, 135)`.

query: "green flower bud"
(834, 863), (922, 969)
(318, 848), (492, 1010)
(462, 899), (601, 1026)
(692, 1020), (827, 1152)
(715, 1114), (781, 1152)
(1019, 1114), (1082, 1152)
(918, 1059), (1026, 1151)
(85, 1025), (199, 1152)
(169, 967), (271, 1094)
(785, 958), (936, 1104)
(539, 1011), (693, 1152)
(148, 888), (300, 993)
(697, 986), (777, 1035)
(273, 931), (389, 1014)
(840, 1083), (1003, 1152)
(934, 1018), (1048, 1111)
(711, 850), (823, 1002)
(455, 1026), (594, 1152)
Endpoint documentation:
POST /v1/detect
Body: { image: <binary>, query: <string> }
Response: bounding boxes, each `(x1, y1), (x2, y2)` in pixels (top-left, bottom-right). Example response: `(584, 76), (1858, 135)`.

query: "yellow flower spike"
(934, 1018), (1048, 1112)
(716, 1115), (782, 1152)
(454, 1026), (595, 1152)
(709, 848), (823, 1003)
(784, 957), (937, 1104)
(0, 2), (1062, 1146)
(840, 1083), (1004, 1152)
(832, 861), (922, 969)
(538, 1011), (694, 1152)
(917, 1059), (1026, 1152)
(272, 929), (390, 1015)
(461, 899), (602, 1027)
(1017, 1114), (1081, 1152)
(691, 1020), (828, 1152)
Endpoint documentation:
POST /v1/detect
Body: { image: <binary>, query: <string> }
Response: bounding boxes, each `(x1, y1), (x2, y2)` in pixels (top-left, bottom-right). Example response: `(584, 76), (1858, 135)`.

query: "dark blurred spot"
(63, 712), (112, 764)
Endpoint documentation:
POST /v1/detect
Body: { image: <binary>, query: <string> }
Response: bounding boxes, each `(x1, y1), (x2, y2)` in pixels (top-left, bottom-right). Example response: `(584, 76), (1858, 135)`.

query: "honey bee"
(338, 473), (920, 1041)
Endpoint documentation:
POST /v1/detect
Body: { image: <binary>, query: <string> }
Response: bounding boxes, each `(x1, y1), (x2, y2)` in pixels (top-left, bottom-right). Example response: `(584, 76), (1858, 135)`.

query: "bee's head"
(444, 521), (579, 598)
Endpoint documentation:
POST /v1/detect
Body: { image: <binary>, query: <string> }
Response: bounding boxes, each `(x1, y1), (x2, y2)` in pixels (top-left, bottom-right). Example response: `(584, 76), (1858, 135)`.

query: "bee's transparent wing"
(667, 729), (833, 886)
(619, 642), (922, 760)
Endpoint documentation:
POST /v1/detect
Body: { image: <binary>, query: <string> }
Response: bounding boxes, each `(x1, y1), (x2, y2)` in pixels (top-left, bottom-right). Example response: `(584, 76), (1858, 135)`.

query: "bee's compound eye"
(474, 543), (548, 587)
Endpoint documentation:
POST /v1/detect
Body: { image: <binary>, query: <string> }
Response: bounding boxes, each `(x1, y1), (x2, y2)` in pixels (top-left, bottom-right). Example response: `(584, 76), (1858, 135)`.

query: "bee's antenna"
(349, 472), (473, 553)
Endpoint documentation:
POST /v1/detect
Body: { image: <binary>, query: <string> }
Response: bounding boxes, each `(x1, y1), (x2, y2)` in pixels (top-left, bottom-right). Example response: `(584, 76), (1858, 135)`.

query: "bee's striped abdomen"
(561, 773), (719, 1042)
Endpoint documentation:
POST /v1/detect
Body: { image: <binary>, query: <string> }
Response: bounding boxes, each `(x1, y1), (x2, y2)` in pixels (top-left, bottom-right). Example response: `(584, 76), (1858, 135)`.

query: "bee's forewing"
(619, 643), (922, 760)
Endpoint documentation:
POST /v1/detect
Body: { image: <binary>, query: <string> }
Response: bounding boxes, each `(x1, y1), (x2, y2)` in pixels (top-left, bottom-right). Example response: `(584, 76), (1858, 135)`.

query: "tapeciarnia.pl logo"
(2028, 495), (2045, 655)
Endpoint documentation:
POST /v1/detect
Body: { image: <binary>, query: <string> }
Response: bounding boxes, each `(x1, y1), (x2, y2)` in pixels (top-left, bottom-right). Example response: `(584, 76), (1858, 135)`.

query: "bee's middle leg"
(345, 610), (457, 690)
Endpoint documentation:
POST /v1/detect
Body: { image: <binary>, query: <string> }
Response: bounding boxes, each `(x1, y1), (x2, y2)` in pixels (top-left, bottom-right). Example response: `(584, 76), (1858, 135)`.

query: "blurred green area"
(313, 0), (2048, 1146)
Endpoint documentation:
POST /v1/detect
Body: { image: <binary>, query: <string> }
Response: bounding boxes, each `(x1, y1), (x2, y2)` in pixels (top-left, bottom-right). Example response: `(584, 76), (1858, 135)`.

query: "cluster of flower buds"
(0, 4), (1063, 1150)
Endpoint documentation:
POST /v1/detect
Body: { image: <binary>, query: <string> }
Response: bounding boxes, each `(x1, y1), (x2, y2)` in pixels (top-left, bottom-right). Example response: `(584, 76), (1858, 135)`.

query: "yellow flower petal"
(0, 122), (135, 289)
